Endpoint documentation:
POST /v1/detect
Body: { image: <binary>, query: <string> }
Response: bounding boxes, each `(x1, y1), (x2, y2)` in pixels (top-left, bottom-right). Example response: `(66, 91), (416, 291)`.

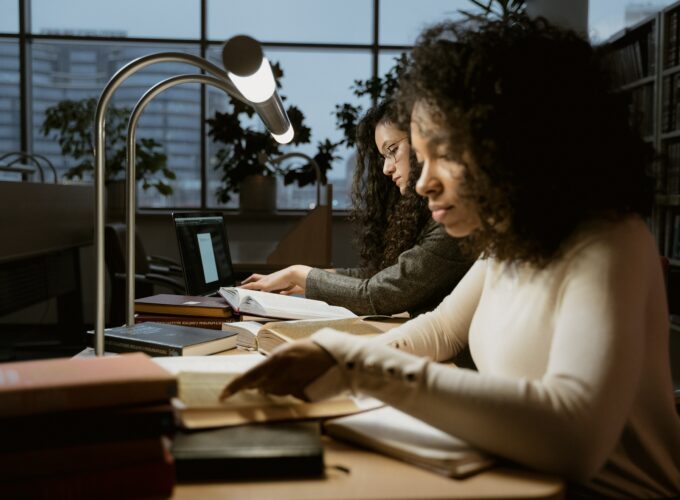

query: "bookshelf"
(605, 2), (680, 258)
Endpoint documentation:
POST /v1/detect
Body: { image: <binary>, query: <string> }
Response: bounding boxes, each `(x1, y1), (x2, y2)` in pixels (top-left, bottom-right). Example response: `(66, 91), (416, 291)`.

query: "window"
(207, 0), (372, 44)
(0, 0), (18, 33)
(31, 0), (199, 39)
(1, 1), (451, 211)
(0, 41), (20, 170)
(205, 46), (371, 210)
(379, 0), (468, 45)
(589, 0), (677, 43)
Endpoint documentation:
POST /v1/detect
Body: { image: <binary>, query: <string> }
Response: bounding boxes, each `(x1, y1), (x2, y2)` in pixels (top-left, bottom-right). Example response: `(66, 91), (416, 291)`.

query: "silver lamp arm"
(266, 152), (323, 208)
(123, 74), (250, 326)
(95, 49), (292, 356)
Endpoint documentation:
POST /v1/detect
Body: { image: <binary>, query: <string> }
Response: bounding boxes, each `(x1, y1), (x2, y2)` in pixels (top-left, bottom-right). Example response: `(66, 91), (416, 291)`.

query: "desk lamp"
(93, 35), (293, 355)
(262, 152), (324, 208)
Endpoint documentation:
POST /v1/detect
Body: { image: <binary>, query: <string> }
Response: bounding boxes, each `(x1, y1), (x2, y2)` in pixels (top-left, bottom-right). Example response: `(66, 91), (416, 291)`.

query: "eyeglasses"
(381, 137), (408, 163)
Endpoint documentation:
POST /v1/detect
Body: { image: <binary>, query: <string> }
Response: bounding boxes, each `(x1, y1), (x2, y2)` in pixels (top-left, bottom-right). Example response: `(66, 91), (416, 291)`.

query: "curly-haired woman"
(240, 100), (473, 317)
(224, 15), (680, 498)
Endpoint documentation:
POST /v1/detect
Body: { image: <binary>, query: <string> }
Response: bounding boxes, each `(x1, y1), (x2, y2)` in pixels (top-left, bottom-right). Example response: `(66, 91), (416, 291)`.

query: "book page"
(177, 371), (300, 409)
(222, 287), (356, 320)
(221, 321), (263, 335)
(325, 406), (494, 478)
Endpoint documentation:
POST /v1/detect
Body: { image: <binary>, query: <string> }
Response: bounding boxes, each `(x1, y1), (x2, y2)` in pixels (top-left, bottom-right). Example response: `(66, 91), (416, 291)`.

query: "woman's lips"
(392, 176), (401, 186)
(430, 205), (452, 223)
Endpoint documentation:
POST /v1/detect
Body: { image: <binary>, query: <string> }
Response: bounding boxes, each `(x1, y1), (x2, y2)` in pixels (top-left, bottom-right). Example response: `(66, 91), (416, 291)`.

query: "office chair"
(105, 223), (185, 326)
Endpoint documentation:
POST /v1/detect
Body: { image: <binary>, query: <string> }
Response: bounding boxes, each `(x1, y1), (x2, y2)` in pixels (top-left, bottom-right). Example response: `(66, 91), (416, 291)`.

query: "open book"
(223, 316), (407, 354)
(153, 355), (381, 429)
(218, 287), (355, 320)
(324, 406), (495, 478)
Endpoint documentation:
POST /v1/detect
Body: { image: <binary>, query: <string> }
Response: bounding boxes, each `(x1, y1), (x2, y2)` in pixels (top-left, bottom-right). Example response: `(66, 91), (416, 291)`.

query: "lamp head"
(222, 35), (294, 144)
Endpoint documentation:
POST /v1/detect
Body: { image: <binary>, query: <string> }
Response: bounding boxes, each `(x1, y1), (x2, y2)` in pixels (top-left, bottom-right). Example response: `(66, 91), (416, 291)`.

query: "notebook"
(173, 212), (236, 296)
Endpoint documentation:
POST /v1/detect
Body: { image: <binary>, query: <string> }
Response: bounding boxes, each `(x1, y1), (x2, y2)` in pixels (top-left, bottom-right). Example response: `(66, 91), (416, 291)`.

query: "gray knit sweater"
(305, 220), (473, 316)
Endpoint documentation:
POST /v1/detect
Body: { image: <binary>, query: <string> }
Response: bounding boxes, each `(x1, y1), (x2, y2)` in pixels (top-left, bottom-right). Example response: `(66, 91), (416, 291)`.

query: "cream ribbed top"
(308, 216), (680, 497)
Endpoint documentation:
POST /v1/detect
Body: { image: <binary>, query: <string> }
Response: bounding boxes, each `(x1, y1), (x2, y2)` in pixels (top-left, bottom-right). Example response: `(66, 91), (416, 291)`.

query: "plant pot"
(239, 175), (277, 213)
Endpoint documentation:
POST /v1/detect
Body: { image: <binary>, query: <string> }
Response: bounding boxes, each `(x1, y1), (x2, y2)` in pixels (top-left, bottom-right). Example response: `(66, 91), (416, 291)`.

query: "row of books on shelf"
(661, 73), (680, 133)
(667, 8), (680, 68)
(665, 140), (680, 195)
(630, 83), (655, 136)
(609, 26), (656, 86)
(671, 214), (680, 259)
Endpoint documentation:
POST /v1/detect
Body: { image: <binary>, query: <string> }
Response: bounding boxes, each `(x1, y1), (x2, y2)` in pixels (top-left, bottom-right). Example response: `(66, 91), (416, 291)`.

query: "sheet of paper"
(152, 353), (263, 375)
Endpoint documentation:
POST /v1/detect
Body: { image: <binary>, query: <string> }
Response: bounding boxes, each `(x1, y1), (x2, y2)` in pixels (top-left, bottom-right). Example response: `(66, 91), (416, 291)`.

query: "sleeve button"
(345, 361), (355, 370)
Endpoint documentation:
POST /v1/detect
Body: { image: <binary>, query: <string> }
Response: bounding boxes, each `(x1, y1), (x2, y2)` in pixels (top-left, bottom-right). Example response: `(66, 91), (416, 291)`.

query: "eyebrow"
(380, 137), (405, 153)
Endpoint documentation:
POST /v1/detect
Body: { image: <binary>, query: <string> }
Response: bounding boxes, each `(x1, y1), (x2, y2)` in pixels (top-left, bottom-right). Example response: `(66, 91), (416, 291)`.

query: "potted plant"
(207, 62), (339, 211)
(41, 97), (174, 219)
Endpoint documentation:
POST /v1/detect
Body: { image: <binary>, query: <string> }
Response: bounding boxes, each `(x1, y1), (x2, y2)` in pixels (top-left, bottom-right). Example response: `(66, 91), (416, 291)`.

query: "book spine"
(135, 316), (225, 330)
(0, 408), (174, 452)
(0, 437), (167, 480)
(100, 338), (181, 357)
(85, 331), (181, 357)
(1, 449), (175, 498)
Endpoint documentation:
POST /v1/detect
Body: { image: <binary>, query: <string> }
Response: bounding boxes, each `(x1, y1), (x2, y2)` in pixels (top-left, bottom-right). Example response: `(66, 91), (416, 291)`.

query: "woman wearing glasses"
(240, 99), (473, 317)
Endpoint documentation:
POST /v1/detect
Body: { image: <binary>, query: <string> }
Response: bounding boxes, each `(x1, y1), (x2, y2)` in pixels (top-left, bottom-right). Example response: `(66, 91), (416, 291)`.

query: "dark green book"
(86, 322), (237, 356)
(171, 422), (324, 481)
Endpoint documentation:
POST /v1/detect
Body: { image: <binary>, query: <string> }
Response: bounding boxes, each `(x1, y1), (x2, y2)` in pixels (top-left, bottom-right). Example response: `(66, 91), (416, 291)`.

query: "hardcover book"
(218, 287), (355, 320)
(0, 437), (168, 480)
(153, 355), (382, 429)
(86, 322), (238, 357)
(223, 316), (407, 354)
(0, 403), (175, 451)
(135, 313), (228, 330)
(0, 353), (176, 418)
(134, 294), (233, 318)
(324, 406), (495, 478)
(2, 445), (175, 498)
(172, 422), (324, 480)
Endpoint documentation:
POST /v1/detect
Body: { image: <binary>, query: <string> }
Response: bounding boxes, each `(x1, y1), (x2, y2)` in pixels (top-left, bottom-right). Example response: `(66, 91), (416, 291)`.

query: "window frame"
(2, 0), (412, 214)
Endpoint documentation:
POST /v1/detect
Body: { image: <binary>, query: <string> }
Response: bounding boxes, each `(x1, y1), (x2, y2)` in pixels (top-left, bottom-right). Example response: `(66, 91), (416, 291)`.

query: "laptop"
(172, 212), (236, 296)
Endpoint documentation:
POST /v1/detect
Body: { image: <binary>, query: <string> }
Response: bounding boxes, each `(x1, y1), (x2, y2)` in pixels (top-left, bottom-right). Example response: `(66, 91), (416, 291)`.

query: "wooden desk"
(173, 436), (564, 500)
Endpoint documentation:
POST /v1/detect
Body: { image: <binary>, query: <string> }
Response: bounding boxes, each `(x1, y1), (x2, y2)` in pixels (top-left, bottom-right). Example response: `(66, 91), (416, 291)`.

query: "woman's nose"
(383, 158), (395, 176)
(416, 162), (440, 198)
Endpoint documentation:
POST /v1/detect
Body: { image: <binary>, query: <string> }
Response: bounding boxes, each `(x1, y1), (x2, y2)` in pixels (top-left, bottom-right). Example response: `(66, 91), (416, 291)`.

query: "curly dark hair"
(351, 99), (430, 273)
(397, 16), (653, 267)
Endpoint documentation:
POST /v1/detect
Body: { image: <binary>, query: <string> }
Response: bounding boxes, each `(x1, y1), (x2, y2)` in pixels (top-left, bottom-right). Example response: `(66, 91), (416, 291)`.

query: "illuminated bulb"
(228, 57), (276, 104)
(271, 124), (294, 144)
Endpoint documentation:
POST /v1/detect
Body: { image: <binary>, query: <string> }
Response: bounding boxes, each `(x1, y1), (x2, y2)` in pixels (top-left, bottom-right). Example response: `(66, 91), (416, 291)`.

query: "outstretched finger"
(240, 274), (264, 285)
(219, 356), (280, 400)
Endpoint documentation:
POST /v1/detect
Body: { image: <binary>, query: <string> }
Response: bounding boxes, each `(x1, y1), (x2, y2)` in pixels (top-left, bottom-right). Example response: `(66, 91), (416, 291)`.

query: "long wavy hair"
(351, 100), (430, 273)
(397, 16), (653, 267)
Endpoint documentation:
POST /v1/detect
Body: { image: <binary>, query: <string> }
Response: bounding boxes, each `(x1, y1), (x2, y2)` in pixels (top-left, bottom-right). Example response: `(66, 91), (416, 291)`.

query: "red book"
(0, 353), (176, 418)
(1, 446), (175, 499)
(0, 437), (168, 480)
(134, 294), (232, 318)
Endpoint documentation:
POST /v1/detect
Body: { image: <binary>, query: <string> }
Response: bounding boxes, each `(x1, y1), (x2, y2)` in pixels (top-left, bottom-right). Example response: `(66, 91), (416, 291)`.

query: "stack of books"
(134, 293), (235, 330)
(0, 353), (178, 498)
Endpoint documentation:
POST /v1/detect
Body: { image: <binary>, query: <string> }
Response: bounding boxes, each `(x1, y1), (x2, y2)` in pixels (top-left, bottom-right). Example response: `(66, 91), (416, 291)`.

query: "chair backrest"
(104, 223), (150, 277)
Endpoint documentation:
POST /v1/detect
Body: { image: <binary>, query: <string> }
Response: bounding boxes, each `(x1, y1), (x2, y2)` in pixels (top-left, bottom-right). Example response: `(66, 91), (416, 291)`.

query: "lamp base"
(239, 175), (276, 213)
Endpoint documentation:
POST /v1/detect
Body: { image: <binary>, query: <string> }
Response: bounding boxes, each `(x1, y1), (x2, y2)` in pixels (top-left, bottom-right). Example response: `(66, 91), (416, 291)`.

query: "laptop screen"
(172, 212), (236, 296)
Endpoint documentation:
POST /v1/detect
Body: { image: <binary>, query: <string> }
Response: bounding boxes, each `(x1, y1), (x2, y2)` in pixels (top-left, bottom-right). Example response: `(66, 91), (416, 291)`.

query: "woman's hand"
(240, 265), (312, 295)
(220, 340), (337, 401)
